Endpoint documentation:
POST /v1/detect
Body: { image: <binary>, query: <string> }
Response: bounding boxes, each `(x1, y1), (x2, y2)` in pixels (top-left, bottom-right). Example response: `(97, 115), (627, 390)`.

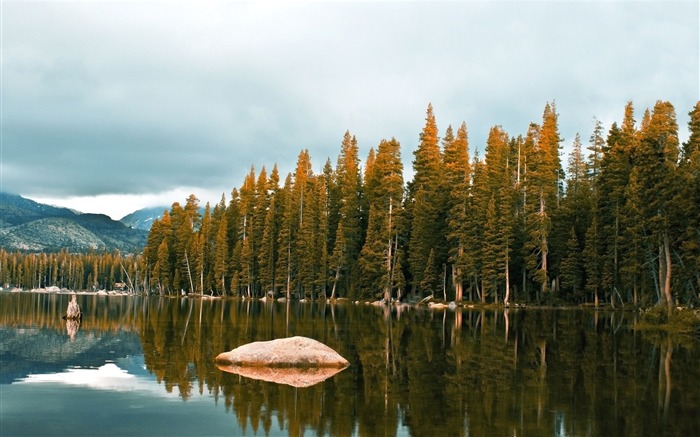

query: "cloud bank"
(2, 1), (698, 218)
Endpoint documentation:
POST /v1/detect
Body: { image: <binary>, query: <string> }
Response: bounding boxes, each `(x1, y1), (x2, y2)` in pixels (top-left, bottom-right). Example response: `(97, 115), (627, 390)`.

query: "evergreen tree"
(443, 122), (470, 301)
(334, 132), (363, 297)
(481, 195), (501, 302)
(560, 226), (584, 300)
(463, 155), (487, 301)
(678, 102), (700, 299)
(258, 165), (280, 295)
(558, 133), (592, 301)
(420, 249), (440, 296)
(481, 125), (516, 304)
(238, 167), (257, 297)
(409, 104), (447, 296)
(523, 103), (563, 298)
(620, 168), (646, 305)
(213, 214), (228, 295)
(275, 174), (294, 298)
(358, 138), (404, 301)
(636, 100), (680, 310)
(154, 238), (171, 294)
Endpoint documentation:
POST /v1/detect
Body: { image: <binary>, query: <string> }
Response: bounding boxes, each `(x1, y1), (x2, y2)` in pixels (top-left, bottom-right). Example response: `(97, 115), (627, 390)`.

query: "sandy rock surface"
(215, 336), (349, 368)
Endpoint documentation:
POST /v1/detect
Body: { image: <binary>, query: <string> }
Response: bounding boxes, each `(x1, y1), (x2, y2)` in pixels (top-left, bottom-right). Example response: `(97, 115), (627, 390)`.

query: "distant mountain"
(119, 206), (169, 231)
(0, 193), (148, 252)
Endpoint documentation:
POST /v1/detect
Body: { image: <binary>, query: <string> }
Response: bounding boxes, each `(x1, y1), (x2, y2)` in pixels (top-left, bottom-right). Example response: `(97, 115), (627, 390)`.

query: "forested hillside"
(0, 193), (148, 252)
(4, 100), (699, 309)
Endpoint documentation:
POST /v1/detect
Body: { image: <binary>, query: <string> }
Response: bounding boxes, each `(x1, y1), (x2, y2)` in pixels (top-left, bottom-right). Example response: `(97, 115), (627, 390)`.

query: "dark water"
(1, 292), (698, 436)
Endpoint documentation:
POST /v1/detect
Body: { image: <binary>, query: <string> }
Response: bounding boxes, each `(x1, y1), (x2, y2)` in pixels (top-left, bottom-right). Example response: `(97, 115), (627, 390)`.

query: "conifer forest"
(4, 100), (700, 310)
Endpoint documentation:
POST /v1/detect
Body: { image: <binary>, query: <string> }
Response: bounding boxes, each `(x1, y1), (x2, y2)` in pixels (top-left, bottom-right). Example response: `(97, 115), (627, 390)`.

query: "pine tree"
(481, 195), (501, 302)
(464, 155), (487, 301)
(620, 168), (646, 305)
(199, 202), (212, 293)
(678, 102), (700, 298)
(420, 249), (440, 296)
(558, 133), (592, 301)
(291, 150), (314, 298)
(636, 100), (680, 310)
(329, 221), (346, 299)
(258, 165), (280, 295)
(334, 132), (363, 297)
(560, 226), (583, 300)
(154, 238), (171, 294)
(239, 167), (257, 297)
(275, 173), (294, 299)
(480, 125), (516, 304)
(444, 122), (470, 302)
(358, 138), (404, 301)
(213, 214), (228, 295)
(523, 103), (563, 298)
(409, 104), (447, 296)
(588, 117), (605, 182)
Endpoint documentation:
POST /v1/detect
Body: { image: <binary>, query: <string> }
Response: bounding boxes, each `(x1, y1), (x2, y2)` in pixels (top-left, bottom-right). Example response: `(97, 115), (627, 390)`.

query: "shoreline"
(2, 286), (695, 313)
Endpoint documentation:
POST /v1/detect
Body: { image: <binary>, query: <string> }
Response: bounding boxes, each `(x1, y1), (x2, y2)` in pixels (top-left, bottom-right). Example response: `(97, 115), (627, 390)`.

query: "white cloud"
(3, 1), (698, 215)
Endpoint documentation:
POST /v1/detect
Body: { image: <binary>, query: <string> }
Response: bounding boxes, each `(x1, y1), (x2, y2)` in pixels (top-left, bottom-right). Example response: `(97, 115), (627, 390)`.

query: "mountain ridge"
(119, 206), (169, 231)
(0, 192), (148, 252)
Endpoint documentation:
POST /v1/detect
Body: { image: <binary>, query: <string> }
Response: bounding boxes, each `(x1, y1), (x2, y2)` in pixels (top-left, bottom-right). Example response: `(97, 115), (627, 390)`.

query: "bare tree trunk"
(594, 288), (599, 309)
(120, 262), (135, 293)
(452, 265), (461, 302)
(480, 277), (486, 303)
(330, 269), (339, 300)
(664, 231), (673, 314)
(659, 243), (666, 306)
(504, 253), (510, 306)
(286, 242), (291, 300)
(540, 191), (548, 297)
(384, 197), (393, 304)
(185, 250), (194, 295)
(443, 264), (447, 302)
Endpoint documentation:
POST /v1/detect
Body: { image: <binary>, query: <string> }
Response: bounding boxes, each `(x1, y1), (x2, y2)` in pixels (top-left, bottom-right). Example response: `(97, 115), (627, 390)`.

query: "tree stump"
(65, 294), (81, 320)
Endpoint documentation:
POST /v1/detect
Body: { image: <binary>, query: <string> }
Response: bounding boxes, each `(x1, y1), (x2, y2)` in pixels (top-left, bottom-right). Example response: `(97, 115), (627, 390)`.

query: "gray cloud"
(3, 1), (698, 208)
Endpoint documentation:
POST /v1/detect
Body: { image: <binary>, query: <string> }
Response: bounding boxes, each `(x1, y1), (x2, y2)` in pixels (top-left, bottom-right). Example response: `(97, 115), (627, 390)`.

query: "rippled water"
(1, 291), (698, 436)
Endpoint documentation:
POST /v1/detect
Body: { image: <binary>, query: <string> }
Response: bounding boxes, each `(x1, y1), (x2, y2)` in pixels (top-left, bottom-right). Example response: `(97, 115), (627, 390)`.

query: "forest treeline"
(3, 100), (699, 308)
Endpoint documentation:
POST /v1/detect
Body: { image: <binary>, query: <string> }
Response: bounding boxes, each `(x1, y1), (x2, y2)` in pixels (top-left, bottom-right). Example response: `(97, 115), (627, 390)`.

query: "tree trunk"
(664, 231), (673, 314)
(185, 251), (194, 295)
(385, 198), (393, 303)
(504, 254), (510, 306)
(286, 242), (292, 300)
(453, 264), (462, 302)
(330, 270), (339, 300)
(659, 243), (666, 305)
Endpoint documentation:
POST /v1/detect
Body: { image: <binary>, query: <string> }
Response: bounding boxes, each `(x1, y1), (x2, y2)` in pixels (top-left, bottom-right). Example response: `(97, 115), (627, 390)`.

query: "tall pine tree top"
(412, 103), (442, 192)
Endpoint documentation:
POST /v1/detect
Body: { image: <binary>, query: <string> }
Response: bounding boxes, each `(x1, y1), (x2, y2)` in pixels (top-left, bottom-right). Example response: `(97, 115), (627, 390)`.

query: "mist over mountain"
(0, 193), (148, 252)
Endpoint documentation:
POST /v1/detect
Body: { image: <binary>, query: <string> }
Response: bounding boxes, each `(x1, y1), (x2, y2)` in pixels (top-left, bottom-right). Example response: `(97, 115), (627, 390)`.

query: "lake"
(1, 291), (698, 436)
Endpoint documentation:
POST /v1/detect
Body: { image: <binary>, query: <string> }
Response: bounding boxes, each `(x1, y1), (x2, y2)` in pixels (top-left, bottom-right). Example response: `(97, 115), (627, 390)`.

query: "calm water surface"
(1, 291), (698, 436)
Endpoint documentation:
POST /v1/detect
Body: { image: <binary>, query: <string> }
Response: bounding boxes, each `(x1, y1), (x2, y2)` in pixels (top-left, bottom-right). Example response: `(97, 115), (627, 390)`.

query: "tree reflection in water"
(1, 292), (699, 437)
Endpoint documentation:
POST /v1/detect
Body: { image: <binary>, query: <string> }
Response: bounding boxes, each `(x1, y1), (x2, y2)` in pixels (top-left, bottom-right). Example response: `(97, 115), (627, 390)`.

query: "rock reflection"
(216, 364), (347, 388)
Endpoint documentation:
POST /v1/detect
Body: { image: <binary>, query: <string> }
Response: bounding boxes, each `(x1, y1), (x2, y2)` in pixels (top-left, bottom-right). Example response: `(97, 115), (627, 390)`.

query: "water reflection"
(217, 363), (348, 388)
(1, 292), (699, 436)
(65, 318), (80, 340)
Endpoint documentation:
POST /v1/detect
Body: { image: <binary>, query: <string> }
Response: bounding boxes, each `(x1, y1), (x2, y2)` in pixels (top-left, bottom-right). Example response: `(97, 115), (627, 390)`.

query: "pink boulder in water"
(215, 336), (348, 368)
(215, 336), (349, 387)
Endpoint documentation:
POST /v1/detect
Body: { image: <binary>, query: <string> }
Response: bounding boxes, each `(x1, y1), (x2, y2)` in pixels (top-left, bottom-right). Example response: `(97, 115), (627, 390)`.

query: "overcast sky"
(2, 0), (698, 220)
